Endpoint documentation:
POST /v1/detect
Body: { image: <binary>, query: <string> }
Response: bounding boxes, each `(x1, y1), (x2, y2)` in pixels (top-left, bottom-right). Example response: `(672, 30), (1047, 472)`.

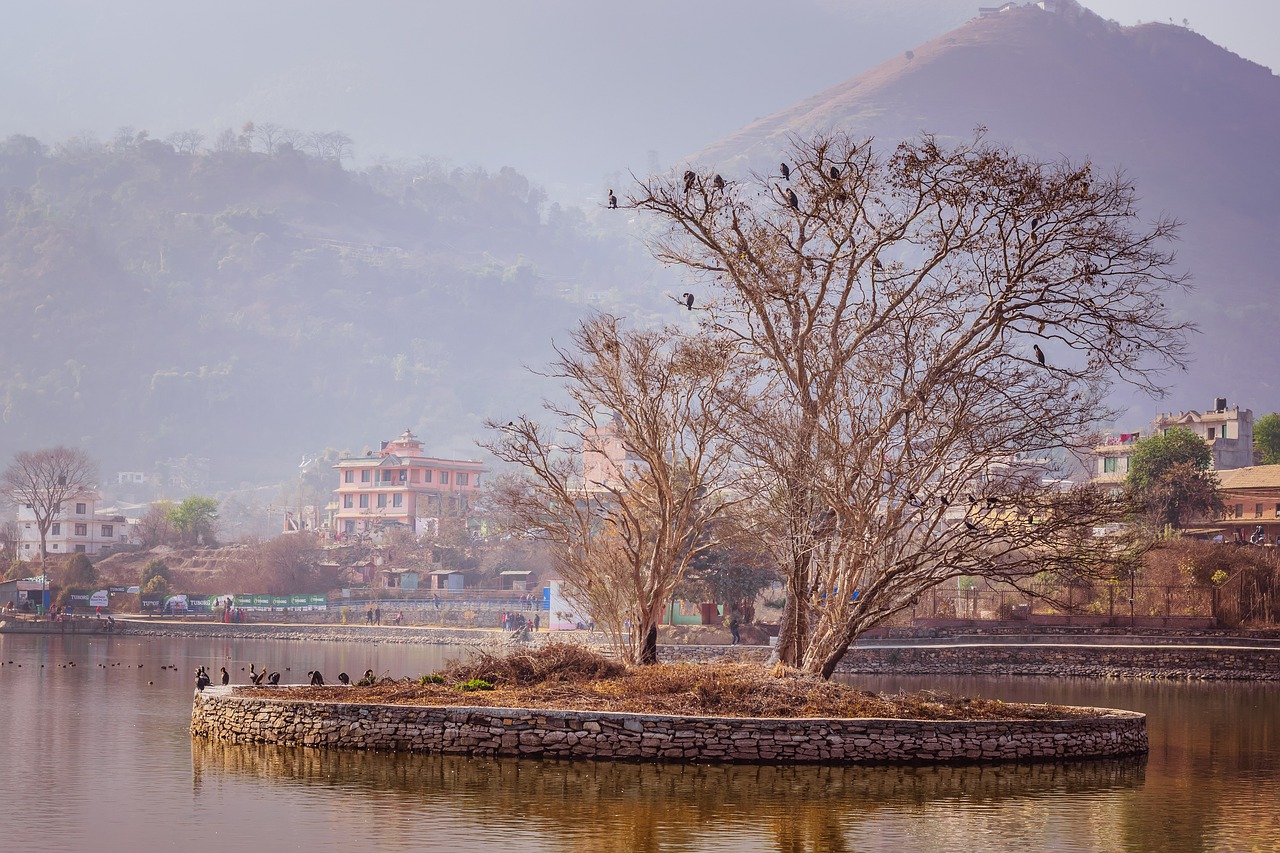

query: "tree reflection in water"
(192, 741), (1144, 852)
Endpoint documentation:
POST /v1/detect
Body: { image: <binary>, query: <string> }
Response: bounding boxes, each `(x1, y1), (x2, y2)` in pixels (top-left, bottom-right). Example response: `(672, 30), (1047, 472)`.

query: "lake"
(1, 631), (1276, 852)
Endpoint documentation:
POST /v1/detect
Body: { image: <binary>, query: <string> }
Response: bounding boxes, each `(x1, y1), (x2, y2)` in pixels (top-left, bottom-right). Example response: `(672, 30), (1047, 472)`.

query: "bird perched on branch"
(683, 170), (696, 193)
(1033, 344), (1046, 366)
(681, 292), (695, 310)
(786, 188), (799, 210)
(607, 189), (617, 209)
(780, 162), (791, 181)
(713, 174), (725, 191)
(829, 165), (840, 180)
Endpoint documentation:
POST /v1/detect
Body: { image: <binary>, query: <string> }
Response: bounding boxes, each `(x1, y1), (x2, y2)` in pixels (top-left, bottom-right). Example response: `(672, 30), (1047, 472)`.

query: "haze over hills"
(2, 0), (1278, 518)
(694, 0), (1280, 423)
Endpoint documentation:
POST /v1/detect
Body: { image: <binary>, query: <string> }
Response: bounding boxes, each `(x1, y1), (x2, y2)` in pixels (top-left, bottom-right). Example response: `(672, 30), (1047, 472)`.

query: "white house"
(16, 492), (134, 557)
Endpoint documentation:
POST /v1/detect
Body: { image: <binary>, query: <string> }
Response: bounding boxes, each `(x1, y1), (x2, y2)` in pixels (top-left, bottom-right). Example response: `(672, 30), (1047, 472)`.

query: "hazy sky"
(2, 0), (1276, 198)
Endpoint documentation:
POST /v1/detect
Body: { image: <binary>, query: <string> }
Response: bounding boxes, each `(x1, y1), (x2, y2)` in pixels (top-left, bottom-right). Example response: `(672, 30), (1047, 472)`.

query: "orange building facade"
(331, 430), (483, 538)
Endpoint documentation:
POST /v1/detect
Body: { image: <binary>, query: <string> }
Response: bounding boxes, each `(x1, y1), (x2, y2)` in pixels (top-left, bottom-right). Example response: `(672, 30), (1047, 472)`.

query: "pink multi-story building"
(332, 430), (483, 537)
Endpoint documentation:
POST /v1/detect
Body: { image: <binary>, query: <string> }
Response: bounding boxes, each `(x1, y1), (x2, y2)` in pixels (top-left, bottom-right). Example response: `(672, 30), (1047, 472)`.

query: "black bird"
(683, 170), (696, 193)
(251, 665), (267, 686)
(1030, 216), (1040, 236)
(938, 494), (950, 507)
(873, 257), (884, 271)
(338, 672), (351, 686)
(357, 669), (377, 687)
(267, 671), (281, 686)
(248, 663), (257, 681)
(829, 165), (840, 180)
(786, 188), (798, 210)
(195, 668), (211, 692)
(220, 666), (229, 686)
(713, 174), (725, 191)
(986, 496), (999, 508)
(309, 670), (325, 686)
(607, 189), (617, 209)
(1033, 344), (1046, 366)
(780, 162), (791, 181)
(681, 292), (695, 310)
(964, 520), (980, 532)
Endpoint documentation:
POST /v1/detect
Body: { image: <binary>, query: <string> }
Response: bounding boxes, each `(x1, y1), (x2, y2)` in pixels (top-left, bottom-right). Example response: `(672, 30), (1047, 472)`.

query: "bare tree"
(632, 132), (1190, 677)
(136, 501), (177, 548)
(166, 129), (206, 155)
(0, 447), (98, 563)
(484, 316), (742, 664)
(253, 122), (284, 156)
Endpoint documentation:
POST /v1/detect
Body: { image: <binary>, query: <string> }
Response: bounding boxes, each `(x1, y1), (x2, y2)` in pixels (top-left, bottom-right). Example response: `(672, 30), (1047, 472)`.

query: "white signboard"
(89, 590), (109, 607)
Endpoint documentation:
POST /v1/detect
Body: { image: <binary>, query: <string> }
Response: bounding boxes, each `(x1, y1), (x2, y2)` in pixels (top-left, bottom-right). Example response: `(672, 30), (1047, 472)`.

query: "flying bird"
(607, 189), (617, 209)
(780, 162), (791, 181)
(1033, 344), (1046, 366)
(683, 170), (696, 193)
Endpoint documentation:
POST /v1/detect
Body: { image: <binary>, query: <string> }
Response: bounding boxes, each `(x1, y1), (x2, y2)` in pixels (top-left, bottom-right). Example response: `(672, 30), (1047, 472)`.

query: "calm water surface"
(0, 632), (1277, 852)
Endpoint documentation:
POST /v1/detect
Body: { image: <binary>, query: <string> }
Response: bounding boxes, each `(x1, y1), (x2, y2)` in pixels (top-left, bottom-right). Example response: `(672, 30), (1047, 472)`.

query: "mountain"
(0, 137), (668, 488)
(694, 0), (1280, 422)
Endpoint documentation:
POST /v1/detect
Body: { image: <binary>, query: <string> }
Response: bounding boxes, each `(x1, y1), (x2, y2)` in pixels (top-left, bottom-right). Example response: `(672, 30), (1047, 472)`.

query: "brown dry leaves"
(239, 643), (1082, 721)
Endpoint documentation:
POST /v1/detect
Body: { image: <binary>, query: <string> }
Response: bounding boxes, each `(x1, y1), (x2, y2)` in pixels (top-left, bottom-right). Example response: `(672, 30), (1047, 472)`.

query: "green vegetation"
(1126, 427), (1220, 529)
(457, 678), (496, 692)
(140, 558), (170, 594)
(1255, 413), (1280, 465)
(166, 497), (219, 546)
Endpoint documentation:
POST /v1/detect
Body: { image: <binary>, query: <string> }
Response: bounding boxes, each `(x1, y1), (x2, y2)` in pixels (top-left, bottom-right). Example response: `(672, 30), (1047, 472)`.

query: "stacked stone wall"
(191, 689), (1147, 765)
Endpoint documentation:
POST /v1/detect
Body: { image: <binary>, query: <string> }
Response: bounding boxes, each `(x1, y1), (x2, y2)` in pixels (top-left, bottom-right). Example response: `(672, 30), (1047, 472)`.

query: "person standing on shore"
(374, 605), (382, 626)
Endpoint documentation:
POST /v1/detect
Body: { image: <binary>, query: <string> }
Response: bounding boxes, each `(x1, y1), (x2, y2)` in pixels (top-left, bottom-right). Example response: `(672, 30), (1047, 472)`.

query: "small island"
(191, 644), (1147, 765)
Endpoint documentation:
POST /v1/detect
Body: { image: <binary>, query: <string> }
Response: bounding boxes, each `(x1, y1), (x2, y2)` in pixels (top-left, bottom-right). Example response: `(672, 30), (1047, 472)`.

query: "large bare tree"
(484, 316), (742, 664)
(631, 132), (1190, 676)
(1, 446), (99, 563)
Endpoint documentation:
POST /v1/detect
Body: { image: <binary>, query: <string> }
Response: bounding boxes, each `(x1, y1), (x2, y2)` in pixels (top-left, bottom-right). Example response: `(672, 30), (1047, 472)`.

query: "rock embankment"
(190, 687), (1147, 765)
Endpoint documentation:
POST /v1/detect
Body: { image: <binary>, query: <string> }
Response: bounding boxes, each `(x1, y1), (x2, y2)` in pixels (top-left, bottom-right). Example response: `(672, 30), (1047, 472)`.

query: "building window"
(344, 495), (353, 509)
(359, 495), (369, 509)
(102, 524), (113, 538)
(423, 470), (432, 483)
(456, 473), (469, 486)
(361, 470), (371, 483)
(51, 523), (61, 535)
(382, 470), (392, 482)
(345, 520), (356, 534)
(393, 494), (403, 508)
(1103, 457), (1117, 473)
(398, 470), (407, 482)
(411, 470), (419, 482)
(76, 503), (87, 515)
(1275, 503), (1280, 518)
(75, 523), (88, 536)
(440, 471), (450, 485)
(1208, 427), (1216, 440)
(75, 545), (85, 553)
(1235, 504), (1244, 518)
(377, 494), (387, 508)
(345, 471), (354, 483)
(1257, 504), (1264, 518)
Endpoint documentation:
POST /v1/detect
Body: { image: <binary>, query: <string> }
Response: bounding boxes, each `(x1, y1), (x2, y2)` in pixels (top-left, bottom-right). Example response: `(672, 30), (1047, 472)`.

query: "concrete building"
(331, 429), (483, 538)
(16, 492), (132, 557)
(1151, 398), (1254, 471)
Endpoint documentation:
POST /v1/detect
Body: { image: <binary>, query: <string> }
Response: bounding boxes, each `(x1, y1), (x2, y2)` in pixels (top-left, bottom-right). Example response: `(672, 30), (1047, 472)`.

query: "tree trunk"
(639, 623), (659, 665)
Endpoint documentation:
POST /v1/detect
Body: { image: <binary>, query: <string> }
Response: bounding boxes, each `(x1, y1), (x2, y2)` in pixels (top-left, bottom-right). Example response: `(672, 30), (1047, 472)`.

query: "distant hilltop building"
(331, 429), (483, 538)
(1092, 397), (1255, 491)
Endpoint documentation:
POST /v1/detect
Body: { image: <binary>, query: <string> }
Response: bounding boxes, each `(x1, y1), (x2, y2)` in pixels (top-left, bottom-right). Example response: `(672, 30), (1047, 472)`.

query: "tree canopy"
(629, 131), (1188, 677)
(0, 446), (98, 560)
(1126, 427), (1219, 529)
(166, 497), (219, 546)
(1255, 413), (1280, 466)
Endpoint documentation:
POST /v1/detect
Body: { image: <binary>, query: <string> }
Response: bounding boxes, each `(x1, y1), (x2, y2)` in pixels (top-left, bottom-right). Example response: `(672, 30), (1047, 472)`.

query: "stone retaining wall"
(190, 688), (1147, 765)
(835, 645), (1280, 680)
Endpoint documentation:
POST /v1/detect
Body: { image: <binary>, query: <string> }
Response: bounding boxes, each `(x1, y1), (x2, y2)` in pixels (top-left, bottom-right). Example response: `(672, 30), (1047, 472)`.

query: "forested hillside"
(0, 132), (661, 486)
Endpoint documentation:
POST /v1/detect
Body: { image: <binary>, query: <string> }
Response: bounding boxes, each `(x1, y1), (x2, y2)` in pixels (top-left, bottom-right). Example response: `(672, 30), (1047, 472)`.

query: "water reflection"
(192, 740), (1145, 853)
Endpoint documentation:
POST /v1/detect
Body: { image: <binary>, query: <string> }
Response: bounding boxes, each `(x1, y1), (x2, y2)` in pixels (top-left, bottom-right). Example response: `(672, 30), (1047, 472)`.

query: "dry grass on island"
(242, 643), (1083, 721)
